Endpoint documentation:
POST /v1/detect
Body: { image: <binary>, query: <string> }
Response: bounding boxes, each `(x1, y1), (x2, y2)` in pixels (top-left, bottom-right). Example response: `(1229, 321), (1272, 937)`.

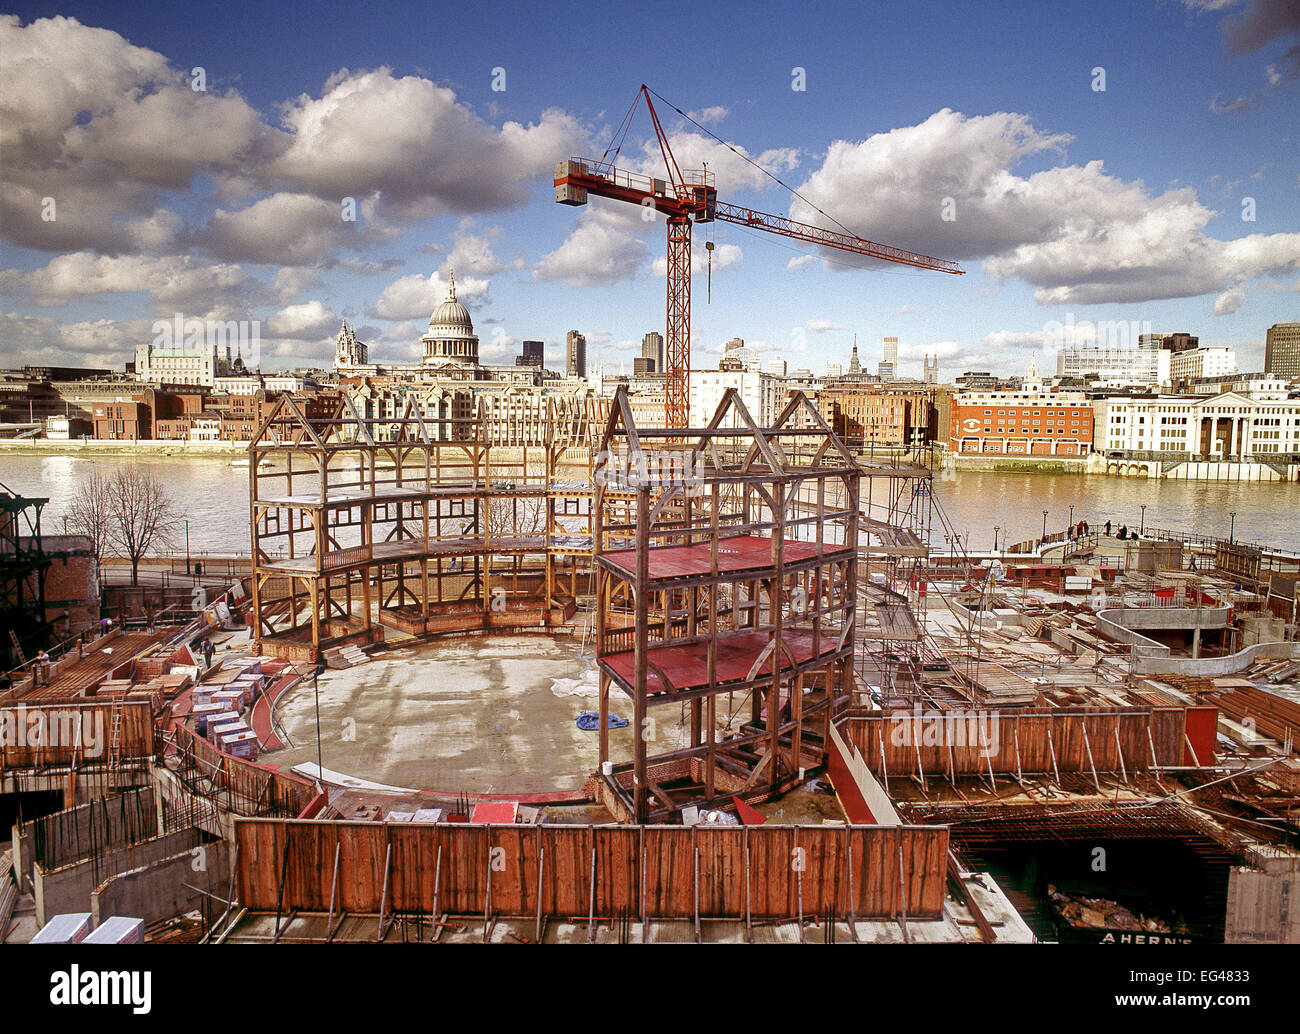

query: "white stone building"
(1096, 391), (1300, 458)
(1056, 338), (1170, 387)
(1170, 347), (1237, 384)
(689, 369), (786, 427)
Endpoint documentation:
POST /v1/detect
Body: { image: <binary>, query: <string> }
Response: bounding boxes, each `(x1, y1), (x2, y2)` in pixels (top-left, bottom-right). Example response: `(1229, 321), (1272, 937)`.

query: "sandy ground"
(270, 632), (702, 793)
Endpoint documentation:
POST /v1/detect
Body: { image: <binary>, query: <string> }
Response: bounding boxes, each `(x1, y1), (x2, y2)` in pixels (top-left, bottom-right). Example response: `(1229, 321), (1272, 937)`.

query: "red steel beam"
(715, 201), (963, 275)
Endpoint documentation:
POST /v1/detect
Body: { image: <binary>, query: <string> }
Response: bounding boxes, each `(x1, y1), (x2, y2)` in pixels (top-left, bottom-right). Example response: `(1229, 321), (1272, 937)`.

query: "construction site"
(3, 381), (1300, 946)
(3, 85), (1300, 948)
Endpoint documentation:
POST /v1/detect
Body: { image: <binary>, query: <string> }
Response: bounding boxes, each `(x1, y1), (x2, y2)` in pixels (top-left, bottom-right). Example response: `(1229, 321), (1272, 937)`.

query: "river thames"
(1, 451), (1297, 556)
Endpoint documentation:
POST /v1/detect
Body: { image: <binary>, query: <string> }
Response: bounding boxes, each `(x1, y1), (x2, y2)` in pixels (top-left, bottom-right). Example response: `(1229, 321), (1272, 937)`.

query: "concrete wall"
(11, 786), (157, 895)
(34, 826), (206, 926)
(1225, 846), (1300, 943)
(1096, 605), (1233, 659)
(1241, 615), (1288, 646)
(91, 841), (230, 929)
(1134, 639), (1300, 676)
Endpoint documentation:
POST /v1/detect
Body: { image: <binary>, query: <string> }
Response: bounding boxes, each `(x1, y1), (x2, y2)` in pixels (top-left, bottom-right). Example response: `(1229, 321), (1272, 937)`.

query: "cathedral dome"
(427, 271), (473, 334)
(422, 269), (480, 367)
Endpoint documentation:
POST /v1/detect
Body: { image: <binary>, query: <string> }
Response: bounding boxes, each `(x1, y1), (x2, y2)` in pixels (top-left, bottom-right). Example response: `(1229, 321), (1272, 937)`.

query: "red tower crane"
(554, 85), (964, 428)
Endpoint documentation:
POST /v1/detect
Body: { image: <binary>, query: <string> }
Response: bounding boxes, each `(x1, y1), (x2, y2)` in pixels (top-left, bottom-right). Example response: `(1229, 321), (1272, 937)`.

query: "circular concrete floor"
(270, 633), (696, 794)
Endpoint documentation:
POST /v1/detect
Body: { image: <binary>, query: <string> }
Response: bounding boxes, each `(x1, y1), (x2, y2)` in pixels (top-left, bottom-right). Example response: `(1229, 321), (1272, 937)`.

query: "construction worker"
(34, 649), (50, 687)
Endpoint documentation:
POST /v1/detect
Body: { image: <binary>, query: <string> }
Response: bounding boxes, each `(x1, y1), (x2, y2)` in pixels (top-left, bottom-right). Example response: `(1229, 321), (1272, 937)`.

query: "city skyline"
(1, 2), (1298, 379)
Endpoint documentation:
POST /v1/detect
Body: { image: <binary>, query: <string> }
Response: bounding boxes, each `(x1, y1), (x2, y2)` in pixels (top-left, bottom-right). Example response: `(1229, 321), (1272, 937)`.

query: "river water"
(1, 451), (1296, 556)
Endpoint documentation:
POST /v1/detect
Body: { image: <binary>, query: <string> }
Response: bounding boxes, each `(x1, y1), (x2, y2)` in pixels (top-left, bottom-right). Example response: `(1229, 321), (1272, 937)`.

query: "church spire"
(446, 268), (457, 301)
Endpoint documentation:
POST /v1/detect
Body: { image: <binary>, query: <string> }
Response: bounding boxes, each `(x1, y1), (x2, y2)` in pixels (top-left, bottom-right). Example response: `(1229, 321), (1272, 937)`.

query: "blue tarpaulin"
(576, 710), (628, 731)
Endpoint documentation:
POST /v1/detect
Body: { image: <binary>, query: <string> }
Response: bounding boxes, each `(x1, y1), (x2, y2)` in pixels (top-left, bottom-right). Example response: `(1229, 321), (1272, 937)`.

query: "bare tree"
(66, 469), (114, 567)
(485, 492), (547, 539)
(105, 467), (180, 585)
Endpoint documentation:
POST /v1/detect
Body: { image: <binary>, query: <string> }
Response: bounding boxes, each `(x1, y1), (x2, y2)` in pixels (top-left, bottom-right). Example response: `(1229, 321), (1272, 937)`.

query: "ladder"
(108, 698), (123, 772)
(8, 628), (25, 666)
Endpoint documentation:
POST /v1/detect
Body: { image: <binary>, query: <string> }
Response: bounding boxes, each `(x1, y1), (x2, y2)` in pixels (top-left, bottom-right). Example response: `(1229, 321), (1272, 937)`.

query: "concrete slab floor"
(269, 633), (696, 794)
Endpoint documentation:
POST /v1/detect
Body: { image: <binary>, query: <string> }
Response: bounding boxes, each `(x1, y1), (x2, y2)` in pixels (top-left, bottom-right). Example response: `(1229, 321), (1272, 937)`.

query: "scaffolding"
(247, 393), (609, 662)
(0, 484), (50, 672)
(592, 386), (860, 823)
(852, 447), (936, 706)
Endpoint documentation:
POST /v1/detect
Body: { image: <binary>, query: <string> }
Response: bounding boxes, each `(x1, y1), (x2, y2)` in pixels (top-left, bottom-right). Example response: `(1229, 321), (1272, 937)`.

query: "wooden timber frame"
(593, 386), (860, 823)
(247, 392), (611, 662)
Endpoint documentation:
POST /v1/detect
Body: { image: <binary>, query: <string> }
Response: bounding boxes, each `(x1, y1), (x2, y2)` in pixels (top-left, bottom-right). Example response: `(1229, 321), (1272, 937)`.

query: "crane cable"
(643, 85), (871, 247)
(601, 89), (644, 166)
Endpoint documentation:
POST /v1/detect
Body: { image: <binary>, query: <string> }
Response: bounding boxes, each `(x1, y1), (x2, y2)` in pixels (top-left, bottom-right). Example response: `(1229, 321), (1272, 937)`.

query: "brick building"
(37, 534), (100, 636)
(948, 389), (1094, 457)
(91, 399), (151, 440)
(813, 385), (934, 448)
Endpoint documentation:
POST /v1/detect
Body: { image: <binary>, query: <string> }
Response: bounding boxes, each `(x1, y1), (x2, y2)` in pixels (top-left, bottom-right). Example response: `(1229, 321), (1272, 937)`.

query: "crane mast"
(553, 86), (963, 427)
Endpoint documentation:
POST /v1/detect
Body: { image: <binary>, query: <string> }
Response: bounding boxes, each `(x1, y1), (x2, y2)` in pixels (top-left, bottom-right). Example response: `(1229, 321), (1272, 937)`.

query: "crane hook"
(705, 239), (715, 304)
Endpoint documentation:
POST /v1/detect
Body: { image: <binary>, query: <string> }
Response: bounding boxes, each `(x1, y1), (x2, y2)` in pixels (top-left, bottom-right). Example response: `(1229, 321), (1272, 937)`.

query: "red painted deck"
(601, 630), (834, 695)
(601, 535), (849, 584)
(470, 801), (519, 824)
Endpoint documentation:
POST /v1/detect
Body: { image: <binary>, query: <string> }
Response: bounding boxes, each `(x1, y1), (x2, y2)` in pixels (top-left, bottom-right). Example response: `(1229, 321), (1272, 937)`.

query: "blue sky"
(1, 0), (1297, 378)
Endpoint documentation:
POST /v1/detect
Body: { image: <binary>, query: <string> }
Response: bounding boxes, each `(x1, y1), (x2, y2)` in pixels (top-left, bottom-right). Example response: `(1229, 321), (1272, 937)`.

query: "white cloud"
(0, 309), (152, 369)
(652, 242), (741, 276)
(264, 300), (340, 339)
(791, 108), (1071, 261)
(443, 226), (525, 276)
(533, 208), (650, 287)
(631, 131), (799, 194)
(897, 339), (965, 361)
(787, 254), (816, 271)
(0, 252), (265, 311)
(205, 192), (385, 265)
(271, 267), (325, 303)
(1213, 285), (1246, 314)
(0, 16), (277, 254)
(790, 106), (1300, 305)
(687, 106), (729, 126)
(369, 270), (490, 321)
(806, 318), (848, 334)
(272, 69), (588, 219)
(0, 17), (593, 265)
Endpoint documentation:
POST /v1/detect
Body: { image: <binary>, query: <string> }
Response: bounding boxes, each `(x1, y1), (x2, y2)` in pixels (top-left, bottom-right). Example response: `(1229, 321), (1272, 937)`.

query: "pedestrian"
(1105, 519), (1112, 536)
